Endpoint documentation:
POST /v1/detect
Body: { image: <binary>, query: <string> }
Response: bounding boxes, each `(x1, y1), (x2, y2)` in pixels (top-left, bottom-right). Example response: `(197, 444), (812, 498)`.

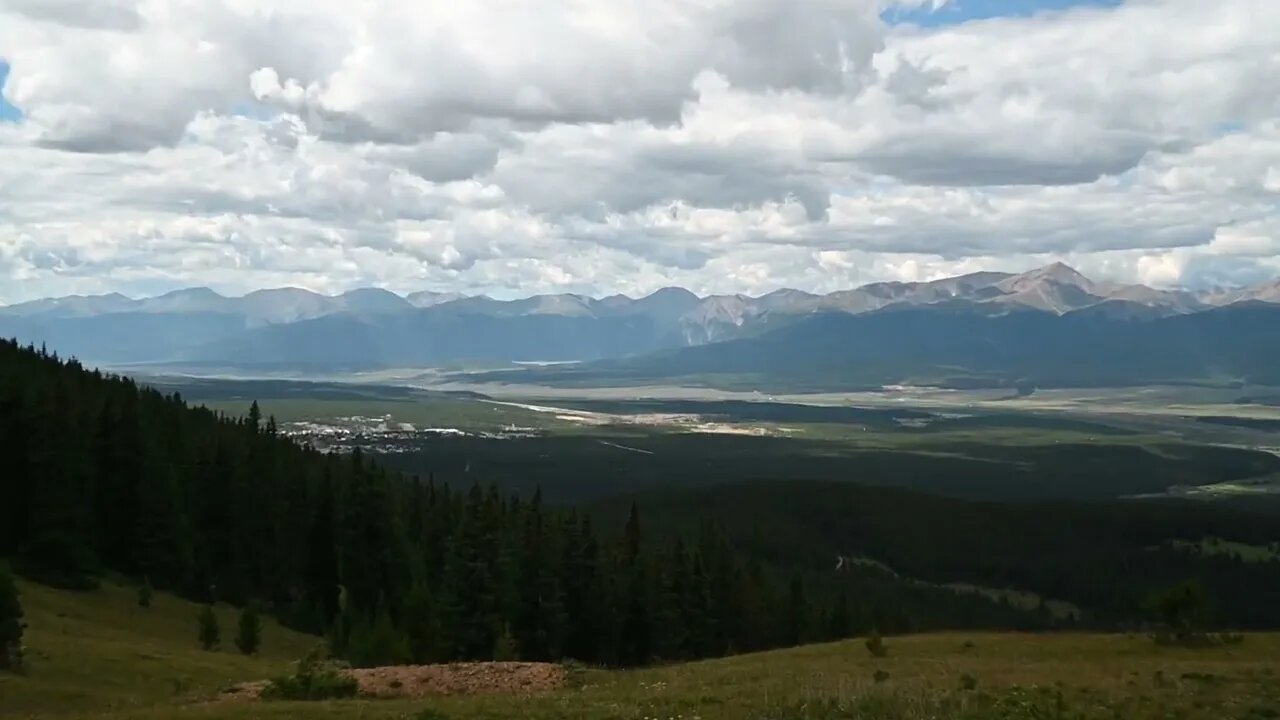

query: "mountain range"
(2, 263), (1278, 387)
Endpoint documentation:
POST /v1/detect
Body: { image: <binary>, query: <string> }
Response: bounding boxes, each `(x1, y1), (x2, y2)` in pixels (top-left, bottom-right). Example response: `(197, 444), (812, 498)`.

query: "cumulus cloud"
(0, 0), (1278, 303)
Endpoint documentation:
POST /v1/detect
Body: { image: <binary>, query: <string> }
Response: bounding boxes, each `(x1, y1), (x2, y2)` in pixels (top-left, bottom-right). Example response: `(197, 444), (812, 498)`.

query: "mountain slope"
(513, 300), (1280, 389)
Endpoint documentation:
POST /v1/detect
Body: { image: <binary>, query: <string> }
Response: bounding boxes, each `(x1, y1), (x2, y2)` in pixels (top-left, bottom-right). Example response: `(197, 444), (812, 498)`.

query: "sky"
(0, 0), (1278, 303)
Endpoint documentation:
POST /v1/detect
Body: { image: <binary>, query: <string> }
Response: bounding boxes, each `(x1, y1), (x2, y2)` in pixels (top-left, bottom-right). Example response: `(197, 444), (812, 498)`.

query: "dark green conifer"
(198, 605), (220, 651)
(235, 604), (262, 655)
(0, 562), (25, 672)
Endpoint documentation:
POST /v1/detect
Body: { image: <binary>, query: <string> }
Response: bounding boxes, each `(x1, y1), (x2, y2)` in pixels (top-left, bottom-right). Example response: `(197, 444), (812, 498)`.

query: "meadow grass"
(1, 579), (316, 718)
(5, 579), (1279, 720)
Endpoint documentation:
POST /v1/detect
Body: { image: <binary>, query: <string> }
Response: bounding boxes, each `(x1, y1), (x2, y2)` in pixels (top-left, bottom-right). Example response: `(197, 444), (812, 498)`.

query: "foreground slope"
(4, 579), (1279, 720)
(0, 580), (315, 718)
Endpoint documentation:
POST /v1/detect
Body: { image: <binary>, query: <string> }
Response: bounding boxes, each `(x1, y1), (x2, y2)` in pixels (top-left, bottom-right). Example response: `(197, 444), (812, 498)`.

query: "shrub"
(873, 669), (891, 684)
(197, 605), (220, 651)
(493, 623), (518, 661)
(263, 649), (358, 701)
(0, 562), (25, 673)
(137, 579), (153, 608)
(344, 608), (411, 668)
(865, 629), (888, 658)
(1144, 580), (1219, 646)
(235, 604), (262, 655)
(960, 673), (978, 691)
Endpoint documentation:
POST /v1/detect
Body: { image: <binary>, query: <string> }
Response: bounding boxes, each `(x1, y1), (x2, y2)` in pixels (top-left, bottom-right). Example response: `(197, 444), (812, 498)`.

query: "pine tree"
(516, 488), (564, 661)
(0, 562), (25, 672)
(305, 470), (341, 628)
(685, 551), (715, 658)
(91, 391), (143, 574)
(338, 452), (410, 621)
(18, 380), (97, 589)
(236, 604), (262, 655)
(198, 605), (220, 650)
(247, 401), (261, 432)
(784, 574), (807, 647)
(402, 581), (438, 663)
(827, 590), (851, 640)
(653, 537), (689, 661)
(560, 514), (602, 663)
(617, 502), (651, 666)
(436, 484), (504, 661)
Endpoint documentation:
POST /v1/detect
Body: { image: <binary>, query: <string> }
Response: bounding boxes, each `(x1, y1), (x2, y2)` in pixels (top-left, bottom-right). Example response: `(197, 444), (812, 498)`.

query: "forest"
(2, 338), (1278, 672)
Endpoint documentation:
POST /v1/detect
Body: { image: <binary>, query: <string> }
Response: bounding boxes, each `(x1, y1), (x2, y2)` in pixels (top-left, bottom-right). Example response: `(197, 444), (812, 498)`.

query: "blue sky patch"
(884, 0), (1123, 27)
(0, 61), (22, 121)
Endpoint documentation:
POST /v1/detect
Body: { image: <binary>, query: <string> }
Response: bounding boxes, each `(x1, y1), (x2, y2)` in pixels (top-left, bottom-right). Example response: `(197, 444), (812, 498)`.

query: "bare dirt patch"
(221, 662), (566, 701)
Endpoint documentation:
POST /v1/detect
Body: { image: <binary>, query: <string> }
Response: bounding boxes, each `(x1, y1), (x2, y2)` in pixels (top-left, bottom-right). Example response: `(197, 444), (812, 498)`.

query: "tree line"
(1, 339), (1054, 667)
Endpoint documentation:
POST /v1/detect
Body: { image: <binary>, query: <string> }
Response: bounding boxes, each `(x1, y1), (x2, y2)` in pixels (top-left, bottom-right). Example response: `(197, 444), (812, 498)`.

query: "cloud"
(0, 0), (1278, 304)
(0, 0), (142, 31)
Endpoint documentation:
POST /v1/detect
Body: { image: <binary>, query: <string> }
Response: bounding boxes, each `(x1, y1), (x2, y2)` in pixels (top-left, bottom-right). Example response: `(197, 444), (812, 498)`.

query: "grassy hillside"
(1, 580), (317, 718)
(4, 580), (1279, 720)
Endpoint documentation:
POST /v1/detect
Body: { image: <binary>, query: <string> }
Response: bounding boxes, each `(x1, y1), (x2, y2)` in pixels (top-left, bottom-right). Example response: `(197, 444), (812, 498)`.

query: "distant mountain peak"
(1016, 262), (1089, 285)
(760, 287), (816, 299)
(406, 290), (466, 308)
(160, 286), (223, 299)
(242, 286), (324, 299)
(992, 263), (1103, 314)
(645, 286), (700, 301)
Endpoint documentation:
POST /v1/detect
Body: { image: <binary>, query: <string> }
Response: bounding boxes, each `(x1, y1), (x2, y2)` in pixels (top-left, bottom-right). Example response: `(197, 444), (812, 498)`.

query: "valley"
(7, 5), (1280, 717)
(8, 270), (1280, 719)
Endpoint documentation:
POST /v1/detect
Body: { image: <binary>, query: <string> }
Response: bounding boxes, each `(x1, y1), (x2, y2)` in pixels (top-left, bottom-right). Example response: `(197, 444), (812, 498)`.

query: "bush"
(960, 673), (978, 691)
(865, 629), (888, 658)
(197, 605), (220, 651)
(1144, 581), (1212, 646)
(137, 579), (153, 608)
(263, 649), (359, 701)
(493, 624), (518, 661)
(235, 604), (262, 655)
(873, 669), (891, 684)
(0, 562), (25, 673)
(344, 608), (411, 668)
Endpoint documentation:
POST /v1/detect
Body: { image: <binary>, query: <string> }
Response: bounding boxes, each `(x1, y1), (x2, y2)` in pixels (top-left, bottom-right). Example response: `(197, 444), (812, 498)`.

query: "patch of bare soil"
(221, 662), (566, 701)
(216, 680), (268, 702)
(355, 661), (565, 697)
